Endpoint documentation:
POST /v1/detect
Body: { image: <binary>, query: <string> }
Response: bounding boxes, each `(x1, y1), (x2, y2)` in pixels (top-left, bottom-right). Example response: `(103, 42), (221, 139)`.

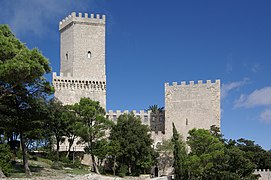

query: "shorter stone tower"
(165, 80), (220, 140)
(53, 12), (106, 108)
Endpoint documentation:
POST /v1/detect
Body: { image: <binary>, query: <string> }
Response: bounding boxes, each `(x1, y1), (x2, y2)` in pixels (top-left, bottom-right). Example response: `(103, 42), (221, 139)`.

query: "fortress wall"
(60, 12), (106, 81)
(254, 169), (271, 180)
(53, 72), (106, 108)
(59, 12), (105, 31)
(165, 80), (220, 140)
(107, 110), (151, 125)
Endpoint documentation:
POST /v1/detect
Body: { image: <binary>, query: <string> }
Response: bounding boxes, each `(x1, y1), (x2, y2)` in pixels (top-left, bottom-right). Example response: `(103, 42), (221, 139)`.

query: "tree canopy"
(110, 113), (155, 176)
(0, 24), (52, 176)
(71, 98), (112, 174)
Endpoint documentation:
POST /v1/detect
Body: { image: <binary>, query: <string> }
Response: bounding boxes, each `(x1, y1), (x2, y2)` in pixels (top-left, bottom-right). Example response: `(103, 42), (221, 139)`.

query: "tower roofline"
(59, 12), (106, 31)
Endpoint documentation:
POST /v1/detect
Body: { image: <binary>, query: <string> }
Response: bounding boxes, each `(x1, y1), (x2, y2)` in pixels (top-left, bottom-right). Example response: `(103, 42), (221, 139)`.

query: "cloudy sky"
(1, 0), (271, 149)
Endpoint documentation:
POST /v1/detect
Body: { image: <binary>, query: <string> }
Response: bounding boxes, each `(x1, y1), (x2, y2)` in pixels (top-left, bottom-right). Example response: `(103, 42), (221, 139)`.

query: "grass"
(9, 156), (90, 178)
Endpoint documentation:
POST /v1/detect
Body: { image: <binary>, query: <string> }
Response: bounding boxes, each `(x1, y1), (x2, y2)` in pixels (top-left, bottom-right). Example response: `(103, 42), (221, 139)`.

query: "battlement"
(52, 72), (106, 91)
(255, 169), (270, 172)
(165, 79), (220, 87)
(106, 110), (151, 124)
(59, 12), (106, 31)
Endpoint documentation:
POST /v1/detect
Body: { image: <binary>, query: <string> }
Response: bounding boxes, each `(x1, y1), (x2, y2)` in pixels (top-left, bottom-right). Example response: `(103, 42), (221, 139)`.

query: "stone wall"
(59, 12), (106, 81)
(165, 80), (220, 140)
(54, 12), (106, 108)
(254, 169), (271, 180)
(107, 110), (166, 145)
(53, 72), (106, 108)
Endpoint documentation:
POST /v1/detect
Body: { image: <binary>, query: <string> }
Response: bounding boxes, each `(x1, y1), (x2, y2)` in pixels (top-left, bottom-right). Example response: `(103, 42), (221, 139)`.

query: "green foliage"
(0, 144), (12, 176)
(51, 161), (63, 170)
(0, 24), (53, 176)
(71, 98), (112, 173)
(236, 138), (271, 169)
(172, 123), (187, 180)
(110, 113), (154, 176)
(156, 139), (174, 175)
(146, 105), (164, 113)
(184, 128), (258, 180)
(45, 98), (75, 161)
(118, 164), (128, 177)
(93, 139), (109, 164)
(0, 24), (52, 102)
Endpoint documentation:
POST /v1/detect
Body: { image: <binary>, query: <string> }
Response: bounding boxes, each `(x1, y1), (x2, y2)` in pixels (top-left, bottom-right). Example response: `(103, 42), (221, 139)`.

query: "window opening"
(87, 51), (91, 59)
(66, 52), (68, 60)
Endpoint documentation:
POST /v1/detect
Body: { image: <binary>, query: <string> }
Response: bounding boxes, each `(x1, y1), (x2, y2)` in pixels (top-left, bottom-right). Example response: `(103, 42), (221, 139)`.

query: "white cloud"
(260, 108), (271, 123)
(221, 78), (249, 99)
(0, 0), (94, 37)
(234, 86), (271, 108)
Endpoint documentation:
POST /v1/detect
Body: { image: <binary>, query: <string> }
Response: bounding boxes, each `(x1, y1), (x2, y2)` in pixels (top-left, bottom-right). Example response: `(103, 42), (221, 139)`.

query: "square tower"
(165, 80), (220, 140)
(53, 12), (106, 108)
(59, 12), (106, 81)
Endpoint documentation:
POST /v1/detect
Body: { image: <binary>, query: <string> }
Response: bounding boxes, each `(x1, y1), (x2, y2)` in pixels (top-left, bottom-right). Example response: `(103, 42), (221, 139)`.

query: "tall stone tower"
(165, 80), (220, 140)
(53, 12), (106, 108)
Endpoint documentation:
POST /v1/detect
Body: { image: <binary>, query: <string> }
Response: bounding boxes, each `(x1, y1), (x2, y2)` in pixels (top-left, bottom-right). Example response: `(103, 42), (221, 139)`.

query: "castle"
(52, 12), (221, 150)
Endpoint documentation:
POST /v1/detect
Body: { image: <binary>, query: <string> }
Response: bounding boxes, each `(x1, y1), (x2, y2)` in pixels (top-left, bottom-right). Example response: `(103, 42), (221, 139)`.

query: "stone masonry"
(53, 12), (106, 108)
(165, 80), (220, 140)
(53, 12), (221, 151)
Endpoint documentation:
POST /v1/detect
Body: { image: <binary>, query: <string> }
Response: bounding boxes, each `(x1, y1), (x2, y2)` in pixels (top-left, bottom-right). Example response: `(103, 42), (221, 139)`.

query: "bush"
(51, 161), (63, 170)
(0, 144), (13, 176)
(118, 164), (128, 177)
(131, 168), (141, 176)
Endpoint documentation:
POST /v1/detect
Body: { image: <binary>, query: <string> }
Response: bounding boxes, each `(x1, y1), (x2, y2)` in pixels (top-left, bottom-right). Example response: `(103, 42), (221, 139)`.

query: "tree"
(0, 144), (12, 177)
(62, 105), (78, 158)
(225, 142), (257, 179)
(186, 128), (258, 179)
(72, 98), (112, 174)
(0, 25), (52, 175)
(187, 128), (228, 179)
(146, 105), (164, 113)
(156, 139), (174, 175)
(236, 138), (271, 169)
(172, 123), (187, 180)
(107, 140), (121, 176)
(45, 98), (69, 161)
(110, 113), (154, 176)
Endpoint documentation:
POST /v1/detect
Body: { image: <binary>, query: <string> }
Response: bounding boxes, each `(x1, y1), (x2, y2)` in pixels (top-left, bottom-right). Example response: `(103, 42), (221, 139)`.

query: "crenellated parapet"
(52, 72), (106, 91)
(165, 79), (221, 140)
(59, 12), (106, 31)
(255, 169), (270, 172)
(254, 169), (271, 180)
(165, 79), (220, 87)
(106, 110), (151, 124)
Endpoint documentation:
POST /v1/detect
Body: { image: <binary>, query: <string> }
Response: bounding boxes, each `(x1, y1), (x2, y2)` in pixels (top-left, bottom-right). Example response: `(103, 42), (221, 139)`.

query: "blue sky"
(1, 0), (271, 149)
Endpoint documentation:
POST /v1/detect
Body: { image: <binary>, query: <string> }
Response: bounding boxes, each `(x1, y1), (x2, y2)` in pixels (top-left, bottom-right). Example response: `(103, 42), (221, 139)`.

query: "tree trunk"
(113, 156), (116, 176)
(91, 154), (100, 174)
(20, 132), (32, 176)
(66, 137), (75, 158)
(0, 168), (6, 178)
(56, 138), (60, 161)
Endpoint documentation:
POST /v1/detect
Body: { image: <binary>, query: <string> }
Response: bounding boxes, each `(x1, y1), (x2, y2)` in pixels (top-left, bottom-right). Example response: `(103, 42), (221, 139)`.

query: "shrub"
(51, 161), (63, 170)
(0, 144), (13, 176)
(118, 164), (128, 177)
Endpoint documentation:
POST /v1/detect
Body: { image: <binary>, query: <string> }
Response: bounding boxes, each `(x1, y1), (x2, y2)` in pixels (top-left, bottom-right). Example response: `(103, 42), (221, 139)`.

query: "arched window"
(87, 51), (91, 59)
(186, 118), (188, 126)
(66, 52), (68, 60)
